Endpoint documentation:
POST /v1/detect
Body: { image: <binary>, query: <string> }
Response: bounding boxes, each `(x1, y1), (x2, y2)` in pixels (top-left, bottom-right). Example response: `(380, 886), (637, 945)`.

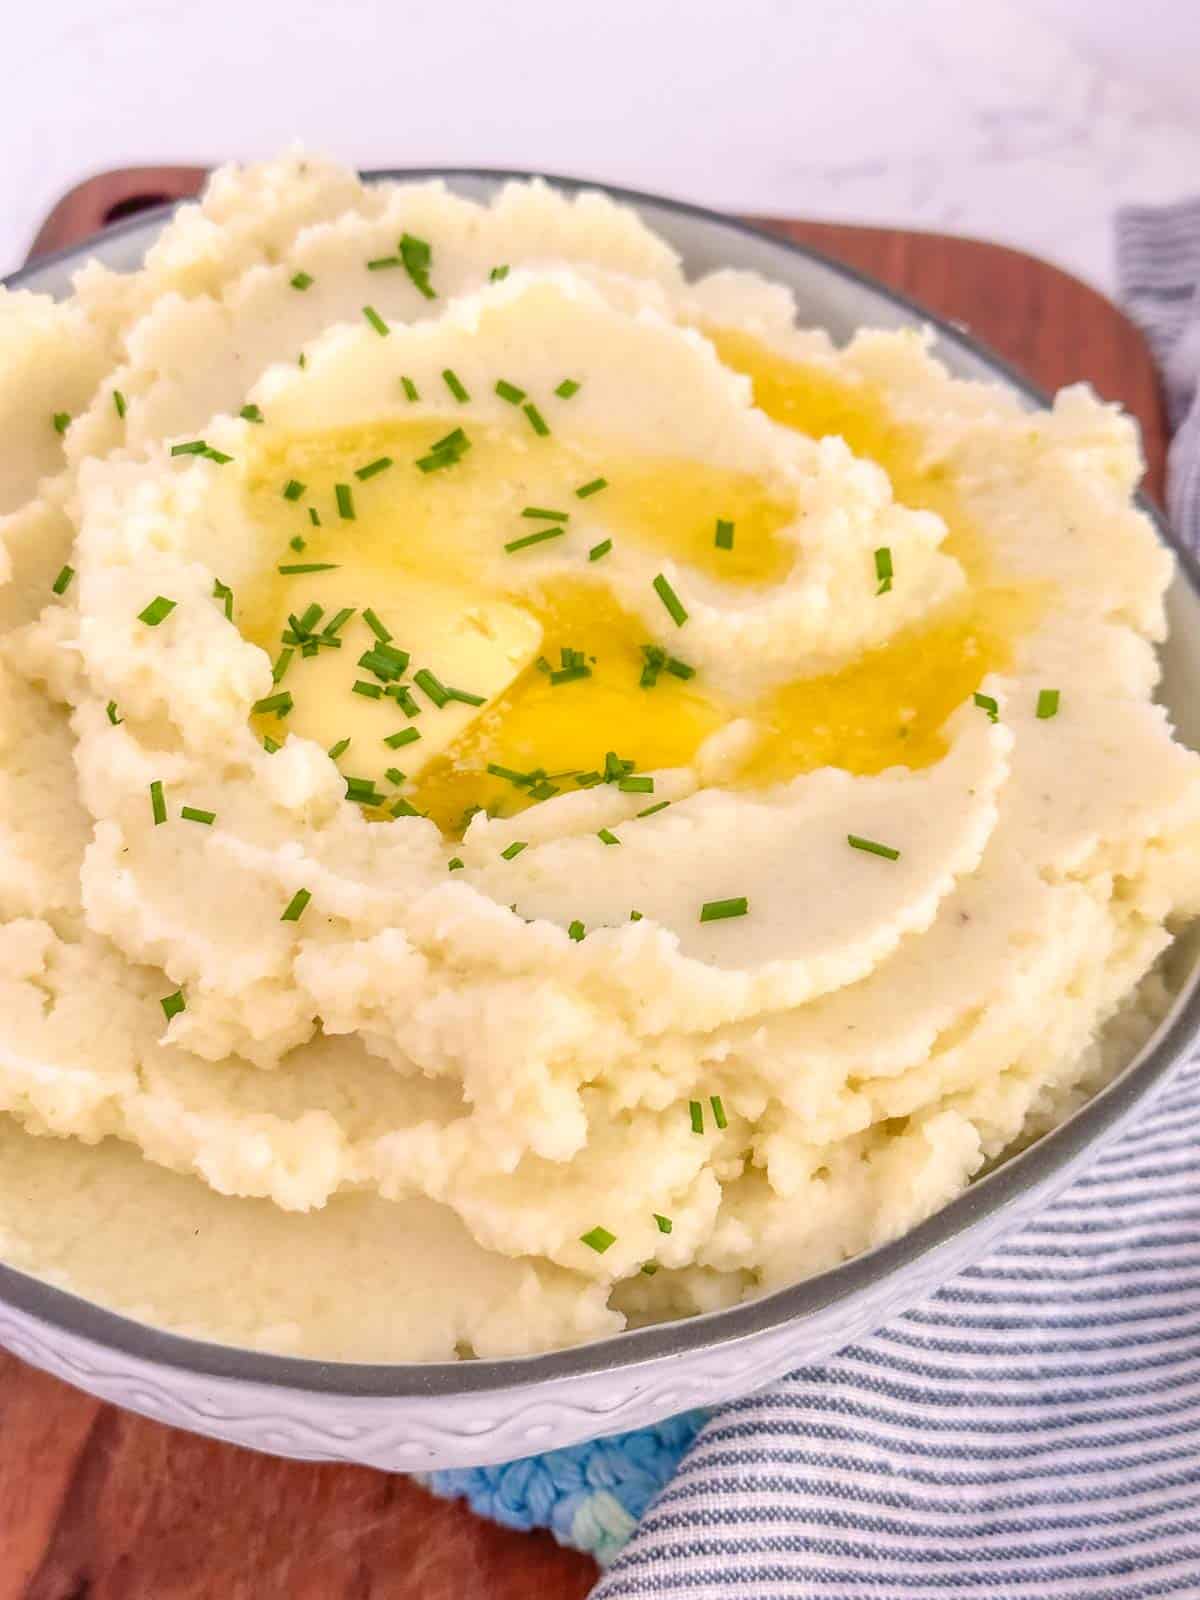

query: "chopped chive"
(629, 909), (644, 921)
(399, 233), (436, 299)
(239, 403), (263, 424)
(501, 840), (528, 860)
(597, 828), (620, 845)
(278, 562), (339, 575)
(345, 775), (384, 804)
(355, 456), (393, 480)
(367, 254), (400, 271)
(362, 304), (389, 337)
(289, 536), (306, 552)
(384, 726), (421, 748)
(637, 800), (670, 818)
(576, 477), (608, 498)
(528, 779), (560, 800)
(298, 353), (307, 369)
(413, 668), (449, 707)
(322, 607), (355, 639)
(328, 738), (351, 760)
(282, 479), (306, 501)
(181, 805), (215, 825)
(1036, 688), (1060, 720)
(51, 565), (74, 596)
(113, 390), (127, 419)
(388, 685), (421, 717)
(555, 379), (581, 399)
(715, 518), (735, 551)
(335, 483), (355, 520)
(252, 690), (294, 718)
(580, 1225), (615, 1254)
(415, 427), (472, 472)
(618, 775), (654, 794)
(384, 767), (406, 786)
(280, 888), (311, 923)
(875, 546), (893, 595)
(149, 780), (166, 825)
(847, 833), (901, 861)
(391, 796), (422, 818)
(360, 608), (389, 643)
(160, 989), (185, 1021)
(358, 643), (410, 681)
(710, 1094), (728, 1130)
(489, 264), (510, 282)
(604, 751), (635, 783)
(666, 657), (695, 680)
(271, 647), (294, 683)
(505, 525), (566, 553)
(488, 763), (532, 786)
(263, 735), (281, 753)
(652, 574), (688, 627)
(689, 1100), (704, 1134)
(448, 856), (465, 871)
(170, 439), (208, 456)
(106, 701), (122, 726)
(52, 411), (71, 435)
(574, 771), (603, 788)
(973, 692), (999, 723)
(442, 368), (469, 403)
(521, 506), (569, 522)
(641, 1262), (659, 1276)
(290, 271), (314, 291)
(495, 379), (526, 404)
(352, 680), (383, 699)
(699, 896), (748, 922)
(588, 539), (613, 562)
(201, 446), (233, 465)
(308, 506), (321, 526)
(522, 402), (550, 436)
(138, 596), (176, 626)
(653, 1213), (673, 1234)
(401, 375), (420, 402)
(568, 920), (586, 942)
(213, 579), (234, 620)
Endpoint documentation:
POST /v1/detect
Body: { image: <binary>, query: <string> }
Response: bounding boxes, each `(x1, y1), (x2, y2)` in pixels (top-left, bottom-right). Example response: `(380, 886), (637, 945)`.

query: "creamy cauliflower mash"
(0, 153), (1197, 1361)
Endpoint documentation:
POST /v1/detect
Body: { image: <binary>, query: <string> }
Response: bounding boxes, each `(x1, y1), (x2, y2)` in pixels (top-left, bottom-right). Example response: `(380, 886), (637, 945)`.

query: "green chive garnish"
(637, 800), (670, 818)
(278, 563), (339, 575)
(281, 888), (311, 922)
(335, 483), (355, 520)
(521, 507), (569, 522)
(973, 692), (999, 723)
(501, 840), (528, 860)
(213, 579), (233, 620)
(505, 525), (566, 553)
(138, 596), (176, 626)
(597, 828), (620, 845)
(170, 440), (208, 456)
(150, 780), (166, 825)
(106, 701), (122, 726)
(847, 834), (900, 861)
(555, 379), (581, 399)
(589, 539), (613, 562)
(715, 518), (734, 550)
(568, 920), (586, 942)
(362, 304), (389, 337)
(630, 909), (644, 921)
(271, 647), (294, 683)
(322, 607), (355, 639)
(263, 735), (281, 753)
(384, 727), (421, 748)
(399, 233), (436, 299)
(51, 565), (74, 596)
(160, 990), (185, 1021)
(653, 1213), (672, 1234)
(113, 390), (127, 419)
(489, 265), (510, 282)
(442, 369), (469, 403)
(289, 536), (306, 552)
(448, 857), (465, 870)
(875, 547), (893, 595)
(401, 376), (419, 402)
(576, 478), (608, 498)
(240, 403), (263, 424)
(652, 574), (688, 627)
(52, 412), (71, 435)
(1037, 688), (1060, 719)
(252, 691), (293, 718)
(282, 479), (306, 501)
(699, 896), (748, 921)
(495, 379), (526, 405)
(367, 254), (400, 271)
(384, 767), (406, 786)
(523, 402), (550, 437)
(290, 271), (314, 291)
(353, 680), (383, 699)
(181, 805), (215, 825)
(710, 1094), (728, 1129)
(689, 1100), (704, 1134)
(328, 738), (351, 760)
(201, 447), (233, 465)
(618, 775), (653, 794)
(355, 456), (393, 480)
(580, 1226), (615, 1254)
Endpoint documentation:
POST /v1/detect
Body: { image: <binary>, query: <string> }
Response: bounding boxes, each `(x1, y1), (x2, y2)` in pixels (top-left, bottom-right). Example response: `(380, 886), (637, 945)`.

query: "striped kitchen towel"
(591, 201), (1200, 1599)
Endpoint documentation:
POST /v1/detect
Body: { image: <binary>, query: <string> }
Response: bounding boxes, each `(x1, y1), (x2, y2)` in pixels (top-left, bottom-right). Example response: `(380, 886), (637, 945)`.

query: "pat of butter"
(259, 568), (543, 787)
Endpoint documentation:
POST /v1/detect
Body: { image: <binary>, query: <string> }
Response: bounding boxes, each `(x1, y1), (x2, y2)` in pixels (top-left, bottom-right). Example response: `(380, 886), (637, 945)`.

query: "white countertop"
(5, 0), (1199, 295)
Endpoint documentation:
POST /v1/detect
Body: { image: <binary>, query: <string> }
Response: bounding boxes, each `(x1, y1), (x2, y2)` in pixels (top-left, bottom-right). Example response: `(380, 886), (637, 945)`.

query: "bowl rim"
(3, 166), (1199, 1399)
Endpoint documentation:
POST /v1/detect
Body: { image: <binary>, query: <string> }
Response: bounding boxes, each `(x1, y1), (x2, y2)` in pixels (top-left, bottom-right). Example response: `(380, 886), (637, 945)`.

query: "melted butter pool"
(239, 338), (1040, 833)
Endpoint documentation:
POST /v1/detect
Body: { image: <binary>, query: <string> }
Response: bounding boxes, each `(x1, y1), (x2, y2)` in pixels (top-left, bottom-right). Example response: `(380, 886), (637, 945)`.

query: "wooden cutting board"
(0, 169), (1167, 1600)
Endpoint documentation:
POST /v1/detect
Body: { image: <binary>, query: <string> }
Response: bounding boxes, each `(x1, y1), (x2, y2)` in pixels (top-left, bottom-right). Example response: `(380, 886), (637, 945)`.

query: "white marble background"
(3, 0), (1198, 293)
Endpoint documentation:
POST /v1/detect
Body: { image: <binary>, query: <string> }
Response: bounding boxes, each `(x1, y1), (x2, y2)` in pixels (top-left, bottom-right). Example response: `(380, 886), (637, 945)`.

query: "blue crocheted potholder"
(420, 1409), (708, 1565)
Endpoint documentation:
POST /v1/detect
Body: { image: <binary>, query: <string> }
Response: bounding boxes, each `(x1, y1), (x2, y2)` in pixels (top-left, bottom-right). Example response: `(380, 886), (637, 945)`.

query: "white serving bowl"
(3, 173), (1199, 1471)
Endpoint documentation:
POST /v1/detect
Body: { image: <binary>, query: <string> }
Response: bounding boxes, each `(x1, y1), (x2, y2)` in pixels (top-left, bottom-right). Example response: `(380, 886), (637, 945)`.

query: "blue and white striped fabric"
(427, 203), (1200, 1593)
(591, 202), (1200, 1598)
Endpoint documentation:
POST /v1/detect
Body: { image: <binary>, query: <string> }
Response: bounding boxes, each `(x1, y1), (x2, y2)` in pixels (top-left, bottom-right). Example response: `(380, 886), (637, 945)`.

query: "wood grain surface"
(1, 168), (1167, 1600)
